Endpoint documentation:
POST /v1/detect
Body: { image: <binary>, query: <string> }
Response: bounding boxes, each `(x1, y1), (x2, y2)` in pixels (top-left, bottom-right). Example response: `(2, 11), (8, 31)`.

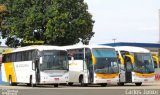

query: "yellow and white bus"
(64, 45), (119, 87)
(115, 46), (155, 86)
(1, 45), (69, 87)
(152, 55), (160, 80)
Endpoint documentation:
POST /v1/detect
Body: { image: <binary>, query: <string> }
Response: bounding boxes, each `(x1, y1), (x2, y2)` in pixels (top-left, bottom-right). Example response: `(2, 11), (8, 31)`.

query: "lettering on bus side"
(16, 64), (29, 68)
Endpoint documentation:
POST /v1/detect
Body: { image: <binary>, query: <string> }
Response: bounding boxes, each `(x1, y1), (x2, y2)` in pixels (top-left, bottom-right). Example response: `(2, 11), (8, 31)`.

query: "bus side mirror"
(118, 56), (124, 64)
(39, 57), (42, 64)
(152, 56), (159, 65)
(124, 55), (134, 64)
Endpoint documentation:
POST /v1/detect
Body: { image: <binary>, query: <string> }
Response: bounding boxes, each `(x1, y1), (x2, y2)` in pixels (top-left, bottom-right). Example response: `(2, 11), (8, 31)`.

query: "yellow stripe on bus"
(2, 50), (12, 54)
(135, 72), (155, 77)
(4, 62), (16, 82)
(96, 73), (119, 79)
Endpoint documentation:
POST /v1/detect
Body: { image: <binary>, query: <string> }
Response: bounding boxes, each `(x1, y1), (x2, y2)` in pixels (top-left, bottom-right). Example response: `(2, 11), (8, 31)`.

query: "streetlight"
(112, 38), (117, 43)
(159, 9), (160, 43)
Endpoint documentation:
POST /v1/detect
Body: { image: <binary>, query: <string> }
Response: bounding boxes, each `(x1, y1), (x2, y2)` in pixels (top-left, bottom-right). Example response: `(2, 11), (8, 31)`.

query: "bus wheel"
(68, 82), (73, 86)
(80, 76), (87, 87)
(30, 76), (36, 87)
(135, 82), (142, 86)
(9, 76), (13, 86)
(101, 83), (107, 87)
(9, 76), (17, 86)
(54, 84), (58, 87)
(117, 82), (124, 86)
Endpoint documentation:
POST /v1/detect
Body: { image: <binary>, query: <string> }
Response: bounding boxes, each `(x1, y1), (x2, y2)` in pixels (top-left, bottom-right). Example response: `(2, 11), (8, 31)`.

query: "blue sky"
(85, 0), (160, 44)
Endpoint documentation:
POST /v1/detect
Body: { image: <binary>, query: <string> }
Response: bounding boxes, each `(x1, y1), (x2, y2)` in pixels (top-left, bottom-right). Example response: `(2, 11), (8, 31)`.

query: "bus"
(152, 55), (160, 80)
(64, 45), (119, 87)
(115, 46), (155, 86)
(1, 45), (69, 87)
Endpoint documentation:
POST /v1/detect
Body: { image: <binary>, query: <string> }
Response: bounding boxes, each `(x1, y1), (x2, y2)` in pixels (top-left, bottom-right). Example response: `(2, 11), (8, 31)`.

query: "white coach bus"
(115, 46), (155, 86)
(1, 45), (69, 87)
(64, 45), (119, 87)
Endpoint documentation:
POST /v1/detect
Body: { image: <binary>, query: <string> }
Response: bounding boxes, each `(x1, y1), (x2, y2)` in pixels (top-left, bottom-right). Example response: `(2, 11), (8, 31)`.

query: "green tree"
(0, 4), (7, 45)
(0, 0), (94, 47)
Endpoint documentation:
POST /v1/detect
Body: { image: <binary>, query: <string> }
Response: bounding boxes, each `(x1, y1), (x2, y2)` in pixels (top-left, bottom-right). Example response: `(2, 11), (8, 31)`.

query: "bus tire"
(9, 76), (17, 86)
(30, 76), (36, 87)
(117, 82), (124, 86)
(68, 82), (73, 86)
(54, 84), (58, 87)
(135, 82), (142, 86)
(79, 76), (87, 87)
(101, 83), (107, 87)
(9, 76), (13, 86)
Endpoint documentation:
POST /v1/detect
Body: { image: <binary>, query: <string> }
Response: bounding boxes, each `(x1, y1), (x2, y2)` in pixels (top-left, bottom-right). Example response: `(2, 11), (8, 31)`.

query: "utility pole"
(112, 38), (117, 43)
(159, 9), (160, 43)
(158, 9), (160, 63)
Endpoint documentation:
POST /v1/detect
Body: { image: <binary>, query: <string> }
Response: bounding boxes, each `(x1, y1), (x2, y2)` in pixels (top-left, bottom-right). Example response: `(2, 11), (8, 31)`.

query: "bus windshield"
(134, 53), (154, 73)
(40, 50), (68, 71)
(92, 48), (119, 74)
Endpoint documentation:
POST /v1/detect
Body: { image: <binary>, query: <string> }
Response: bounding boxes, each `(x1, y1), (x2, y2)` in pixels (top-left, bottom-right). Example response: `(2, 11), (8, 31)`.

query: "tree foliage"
(0, 0), (94, 47)
(0, 4), (7, 45)
(0, 4), (7, 27)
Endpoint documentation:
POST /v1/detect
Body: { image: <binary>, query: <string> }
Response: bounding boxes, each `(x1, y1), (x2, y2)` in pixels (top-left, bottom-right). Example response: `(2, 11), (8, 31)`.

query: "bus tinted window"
(21, 52), (25, 61)
(67, 49), (84, 60)
(16, 52), (21, 61)
(11, 53), (16, 62)
(6, 54), (11, 62)
(28, 51), (32, 60)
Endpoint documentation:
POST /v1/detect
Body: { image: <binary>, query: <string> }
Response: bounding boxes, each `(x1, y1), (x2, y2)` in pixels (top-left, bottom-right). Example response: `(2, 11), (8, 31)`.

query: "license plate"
(54, 78), (59, 81)
(144, 79), (148, 81)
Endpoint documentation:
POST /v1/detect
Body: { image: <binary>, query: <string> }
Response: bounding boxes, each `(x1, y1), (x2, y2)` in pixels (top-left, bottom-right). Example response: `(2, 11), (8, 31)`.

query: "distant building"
(102, 42), (160, 57)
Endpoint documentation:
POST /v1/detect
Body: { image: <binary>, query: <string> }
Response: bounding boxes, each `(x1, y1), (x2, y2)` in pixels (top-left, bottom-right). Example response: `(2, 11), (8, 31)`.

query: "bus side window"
(11, 53), (16, 62)
(2, 54), (6, 63)
(74, 49), (84, 60)
(25, 51), (29, 61)
(67, 50), (74, 60)
(28, 51), (32, 60)
(21, 52), (25, 61)
(6, 54), (11, 62)
(16, 52), (22, 62)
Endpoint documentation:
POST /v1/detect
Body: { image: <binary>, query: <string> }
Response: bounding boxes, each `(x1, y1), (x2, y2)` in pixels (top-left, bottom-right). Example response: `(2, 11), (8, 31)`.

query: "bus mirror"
(39, 57), (42, 64)
(124, 55), (135, 64)
(152, 56), (159, 65)
(118, 56), (124, 64)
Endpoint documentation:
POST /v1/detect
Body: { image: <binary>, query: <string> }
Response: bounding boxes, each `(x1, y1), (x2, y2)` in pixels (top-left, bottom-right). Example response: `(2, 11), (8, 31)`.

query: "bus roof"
(63, 44), (114, 50)
(114, 46), (150, 53)
(3, 45), (66, 54)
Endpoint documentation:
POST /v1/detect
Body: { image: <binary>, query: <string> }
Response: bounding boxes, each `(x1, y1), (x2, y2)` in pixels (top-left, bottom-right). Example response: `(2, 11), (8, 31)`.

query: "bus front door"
(124, 59), (133, 83)
(35, 58), (40, 84)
